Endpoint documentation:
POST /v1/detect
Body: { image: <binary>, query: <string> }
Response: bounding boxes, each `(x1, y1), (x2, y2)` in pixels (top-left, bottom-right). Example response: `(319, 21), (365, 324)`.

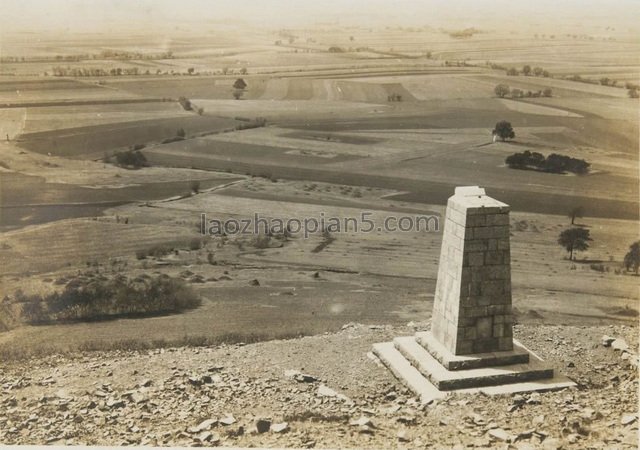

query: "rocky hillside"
(0, 323), (637, 448)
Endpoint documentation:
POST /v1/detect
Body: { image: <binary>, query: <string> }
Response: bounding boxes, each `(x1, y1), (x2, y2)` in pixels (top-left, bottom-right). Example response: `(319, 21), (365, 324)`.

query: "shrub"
(253, 235), (272, 249)
(113, 149), (148, 169)
(178, 96), (192, 111)
(207, 252), (216, 265)
(189, 238), (204, 251)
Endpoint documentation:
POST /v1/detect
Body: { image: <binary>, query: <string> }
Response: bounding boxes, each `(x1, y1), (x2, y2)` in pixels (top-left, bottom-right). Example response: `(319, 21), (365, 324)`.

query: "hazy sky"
(0, 0), (638, 33)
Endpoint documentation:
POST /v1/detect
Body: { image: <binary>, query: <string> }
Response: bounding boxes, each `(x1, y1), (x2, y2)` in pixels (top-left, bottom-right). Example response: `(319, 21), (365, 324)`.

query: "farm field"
(20, 101), (193, 133)
(139, 115), (637, 219)
(16, 114), (242, 158)
(0, 79), (140, 104)
(0, 170), (241, 229)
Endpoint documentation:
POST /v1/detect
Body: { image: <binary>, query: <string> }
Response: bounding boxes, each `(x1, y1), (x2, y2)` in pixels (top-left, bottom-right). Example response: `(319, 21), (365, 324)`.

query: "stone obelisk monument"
(430, 185), (513, 355)
(373, 186), (575, 402)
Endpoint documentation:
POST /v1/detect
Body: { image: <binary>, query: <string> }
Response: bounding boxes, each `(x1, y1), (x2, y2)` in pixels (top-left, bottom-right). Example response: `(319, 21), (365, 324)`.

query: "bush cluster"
(16, 275), (201, 323)
(113, 149), (149, 169)
(506, 151), (590, 175)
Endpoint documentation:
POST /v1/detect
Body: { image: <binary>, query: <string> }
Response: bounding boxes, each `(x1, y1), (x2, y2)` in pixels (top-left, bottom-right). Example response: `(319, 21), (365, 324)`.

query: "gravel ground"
(0, 323), (638, 449)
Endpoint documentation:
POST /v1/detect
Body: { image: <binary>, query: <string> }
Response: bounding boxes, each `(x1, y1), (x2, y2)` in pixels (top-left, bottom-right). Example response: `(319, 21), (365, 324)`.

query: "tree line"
(2, 50), (174, 64)
(48, 66), (249, 78)
(494, 84), (552, 98)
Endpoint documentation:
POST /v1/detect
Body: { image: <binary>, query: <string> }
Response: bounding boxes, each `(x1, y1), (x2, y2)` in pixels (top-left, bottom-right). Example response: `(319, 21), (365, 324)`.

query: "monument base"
(416, 331), (531, 371)
(372, 333), (575, 404)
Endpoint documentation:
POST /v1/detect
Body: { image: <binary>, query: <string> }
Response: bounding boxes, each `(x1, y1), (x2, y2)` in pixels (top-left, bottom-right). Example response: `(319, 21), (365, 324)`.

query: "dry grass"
(0, 330), (311, 362)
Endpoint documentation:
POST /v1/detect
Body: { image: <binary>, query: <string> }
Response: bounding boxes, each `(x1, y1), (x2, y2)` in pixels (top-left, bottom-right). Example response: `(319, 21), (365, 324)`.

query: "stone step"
(373, 339), (576, 400)
(371, 342), (447, 405)
(415, 331), (530, 371)
(394, 336), (554, 391)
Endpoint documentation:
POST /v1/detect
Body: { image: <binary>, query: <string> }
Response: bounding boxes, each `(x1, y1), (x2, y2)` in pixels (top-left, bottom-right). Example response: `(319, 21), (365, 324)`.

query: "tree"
(233, 78), (247, 90)
(568, 206), (584, 225)
(533, 66), (543, 76)
(176, 128), (186, 138)
(522, 65), (532, 76)
(506, 68), (518, 76)
(543, 88), (553, 97)
(623, 241), (640, 274)
(494, 84), (510, 98)
(492, 120), (515, 141)
(558, 227), (592, 261)
(628, 89), (639, 99)
(233, 78), (247, 100)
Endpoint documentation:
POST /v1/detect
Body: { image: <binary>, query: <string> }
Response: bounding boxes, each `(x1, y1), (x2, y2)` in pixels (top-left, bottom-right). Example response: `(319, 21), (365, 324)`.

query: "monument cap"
(451, 186), (509, 212)
(454, 186), (486, 197)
